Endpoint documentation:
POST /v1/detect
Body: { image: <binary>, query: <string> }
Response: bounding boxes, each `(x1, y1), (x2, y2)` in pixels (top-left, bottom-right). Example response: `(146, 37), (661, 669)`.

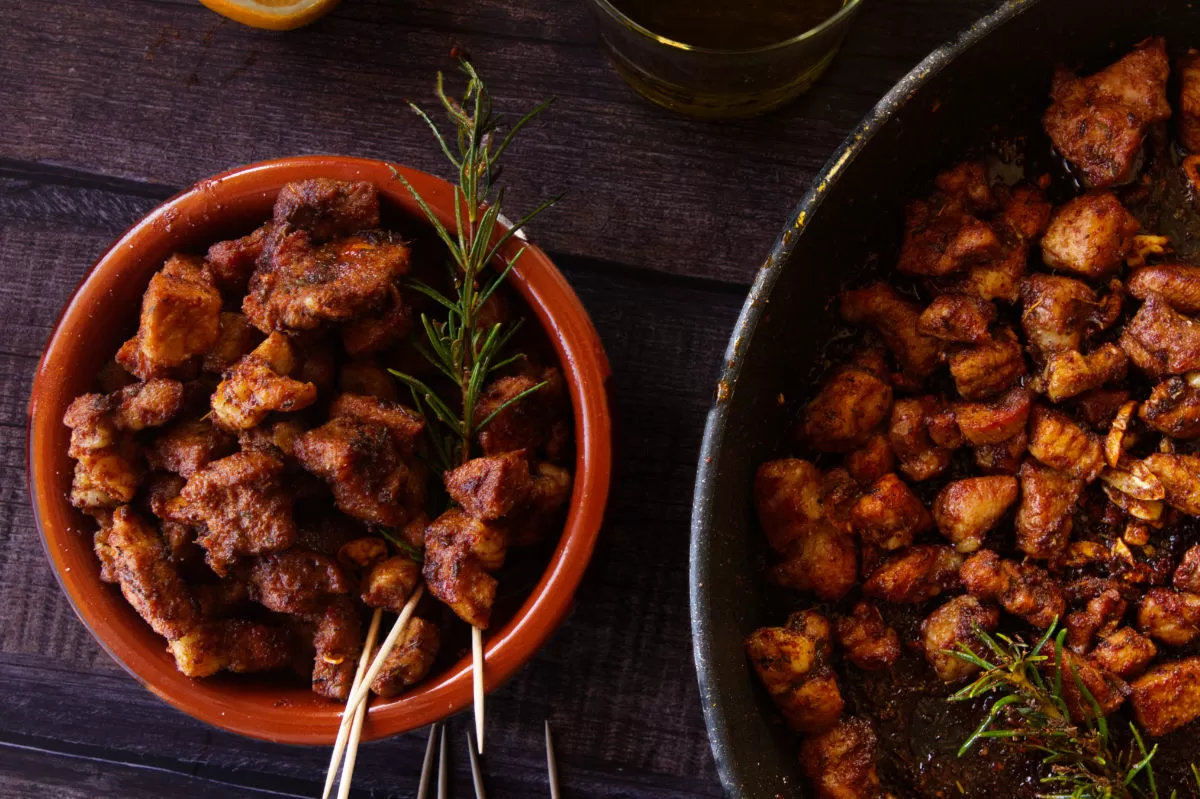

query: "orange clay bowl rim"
(26, 155), (613, 745)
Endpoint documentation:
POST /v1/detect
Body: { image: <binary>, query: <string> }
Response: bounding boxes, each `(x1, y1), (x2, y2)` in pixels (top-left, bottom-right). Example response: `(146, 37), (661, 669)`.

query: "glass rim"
(587, 0), (865, 56)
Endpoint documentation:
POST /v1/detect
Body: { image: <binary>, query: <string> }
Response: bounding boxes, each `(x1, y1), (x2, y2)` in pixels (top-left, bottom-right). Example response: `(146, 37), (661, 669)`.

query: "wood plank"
(0, 741), (308, 799)
(0, 0), (1001, 285)
(0, 176), (738, 795)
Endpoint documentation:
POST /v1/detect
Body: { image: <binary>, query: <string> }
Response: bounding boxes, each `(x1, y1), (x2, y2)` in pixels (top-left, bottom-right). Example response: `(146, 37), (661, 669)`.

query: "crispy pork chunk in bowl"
(27, 156), (611, 743)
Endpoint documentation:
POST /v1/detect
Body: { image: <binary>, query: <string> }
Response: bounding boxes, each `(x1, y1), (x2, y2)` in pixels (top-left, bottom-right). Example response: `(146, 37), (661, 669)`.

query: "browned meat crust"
(746, 610), (844, 733)
(175, 451), (298, 575)
(799, 717), (881, 799)
(1119, 293), (1200, 377)
(1042, 37), (1170, 187)
(921, 595), (1000, 682)
(369, 617), (441, 698)
(422, 508), (508, 628)
(835, 601), (900, 672)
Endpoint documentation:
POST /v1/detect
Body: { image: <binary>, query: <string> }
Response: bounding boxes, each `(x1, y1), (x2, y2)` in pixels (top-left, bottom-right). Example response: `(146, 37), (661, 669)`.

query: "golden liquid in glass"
(609, 0), (846, 49)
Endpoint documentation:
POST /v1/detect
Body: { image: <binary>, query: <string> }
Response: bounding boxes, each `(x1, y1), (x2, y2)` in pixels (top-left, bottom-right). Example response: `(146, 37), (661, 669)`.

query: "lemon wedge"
(198, 0), (339, 30)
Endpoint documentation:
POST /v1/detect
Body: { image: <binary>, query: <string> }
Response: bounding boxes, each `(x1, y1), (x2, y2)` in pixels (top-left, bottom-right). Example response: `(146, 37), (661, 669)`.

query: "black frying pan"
(690, 0), (1200, 796)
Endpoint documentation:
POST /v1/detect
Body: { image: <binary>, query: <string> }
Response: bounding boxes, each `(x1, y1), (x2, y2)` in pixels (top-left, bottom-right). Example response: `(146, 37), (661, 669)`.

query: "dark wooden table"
(0, 0), (1002, 795)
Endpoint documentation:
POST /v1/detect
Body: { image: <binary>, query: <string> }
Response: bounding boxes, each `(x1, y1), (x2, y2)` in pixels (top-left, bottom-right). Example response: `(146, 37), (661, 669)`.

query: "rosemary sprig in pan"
(948, 620), (1198, 799)
(388, 59), (558, 755)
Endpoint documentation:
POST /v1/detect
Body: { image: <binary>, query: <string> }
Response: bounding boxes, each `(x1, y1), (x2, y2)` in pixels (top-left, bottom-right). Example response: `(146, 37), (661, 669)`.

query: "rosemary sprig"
(947, 620), (1188, 799)
(389, 60), (555, 471)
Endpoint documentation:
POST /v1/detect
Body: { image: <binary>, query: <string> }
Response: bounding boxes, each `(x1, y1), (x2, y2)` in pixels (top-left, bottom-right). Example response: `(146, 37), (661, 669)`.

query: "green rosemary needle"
(388, 59), (556, 471)
(946, 620), (1192, 799)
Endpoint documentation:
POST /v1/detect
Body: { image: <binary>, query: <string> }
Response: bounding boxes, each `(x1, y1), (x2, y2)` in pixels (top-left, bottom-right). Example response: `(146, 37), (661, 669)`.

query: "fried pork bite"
(954, 386), (1032, 445)
(102, 506), (198, 641)
(1142, 453), (1200, 515)
(798, 717), (881, 799)
(1046, 648), (1127, 721)
(996, 182), (1054, 242)
(329, 392), (424, 452)
(203, 312), (263, 374)
(108, 378), (185, 431)
(1020, 273), (1098, 356)
(1131, 656), (1200, 736)
(246, 550), (350, 615)
(835, 601), (900, 672)
(360, 556), (421, 614)
(896, 197), (1000, 277)
(771, 519), (859, 602)
(340, 360), (401, 401)
(754, 459), (856, 594)
(206, 224), (270, 297)
(1040, 193), (1140, 279)
(889, 397), (955, 481)
(1128, 264), (1200, 315)
(932, 475), (1018, 553)
(272, 178), (380, 243)
(1015, 458), (1083, 561)
(850, 473), (931, 551)
(1040, 344), (1128, 403)
(169, 618), (293, 678)
(745, 610), (844, 733)
(63, 393), (143, 512)
(1027, 405), (1104, 483)
(294, 416), (413, 528)
(1042, 37), (1170, 187)
(243, 229), (411, 334)
(1140, 377), (1200, 438)
(211, 333), (318, 431)
(238, 418), (307, 460)
(1120, 294), (1200, 377)
(473, 369), (566, 456)
(960, 550), (1065, 628)
(147, 417), (237, 477)
(341, 285), (412, 357)
(844, 434), (895, 485)
(839, 283), (943, 382)
(423, 508), (508, 628)
(862, 545), (963, 604)
(934, 161), (996, 212)
(1092, 627), (1157, 679)
(1181, 50), (1200, 152)
(369, 617), (441, 698)
(1074, 388), (1133, 431)
(509, 461), (573, 546)
(917, 294), (996, 343)
(1065, 587), (1126, 653)
(948, 327), (1026, 400)
(174, 451), (297, 575)
(311, 595), (363, 700)
(798, 365), (893, 453)
(116, 255), (223, 380)
(973, 431), (1028, 475)
(1175, 545), (1200, 594)
(921, 595), (1000, 682)
(444, 451), (533, 521)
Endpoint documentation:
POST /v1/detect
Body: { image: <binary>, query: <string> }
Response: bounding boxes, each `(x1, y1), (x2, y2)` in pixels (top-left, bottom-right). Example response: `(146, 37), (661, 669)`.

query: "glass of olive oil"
(587, 0), (863, 118)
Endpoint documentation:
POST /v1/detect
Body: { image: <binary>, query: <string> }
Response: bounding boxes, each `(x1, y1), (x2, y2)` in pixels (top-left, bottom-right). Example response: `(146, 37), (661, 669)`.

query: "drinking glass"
(586, 0), (864, 118)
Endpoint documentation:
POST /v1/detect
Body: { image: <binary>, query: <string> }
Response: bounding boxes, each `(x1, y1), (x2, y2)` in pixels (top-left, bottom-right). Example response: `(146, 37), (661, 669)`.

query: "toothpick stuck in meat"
(322, 607), (383, 799)
(342, 585), (426, 722)
(473, 626), (485, 755)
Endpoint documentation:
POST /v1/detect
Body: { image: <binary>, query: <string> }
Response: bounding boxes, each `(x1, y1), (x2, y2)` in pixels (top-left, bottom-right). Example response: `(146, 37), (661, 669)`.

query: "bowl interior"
(28, 156), (611, 744)
(691, 0), (1196, 795)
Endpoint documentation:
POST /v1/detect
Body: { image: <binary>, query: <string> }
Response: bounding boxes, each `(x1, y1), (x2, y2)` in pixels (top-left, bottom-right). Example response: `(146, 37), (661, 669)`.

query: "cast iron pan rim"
(688, 0), (1042, 794)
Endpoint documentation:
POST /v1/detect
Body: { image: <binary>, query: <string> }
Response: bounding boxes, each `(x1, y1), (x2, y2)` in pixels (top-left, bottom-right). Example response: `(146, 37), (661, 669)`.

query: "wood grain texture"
(0, 0), (999, 285)
(0, 0), (1003, 795)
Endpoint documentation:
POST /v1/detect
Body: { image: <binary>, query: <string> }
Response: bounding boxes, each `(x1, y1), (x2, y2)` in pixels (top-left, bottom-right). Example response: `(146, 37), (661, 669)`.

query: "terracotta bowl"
(27, 155), (612, 744)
